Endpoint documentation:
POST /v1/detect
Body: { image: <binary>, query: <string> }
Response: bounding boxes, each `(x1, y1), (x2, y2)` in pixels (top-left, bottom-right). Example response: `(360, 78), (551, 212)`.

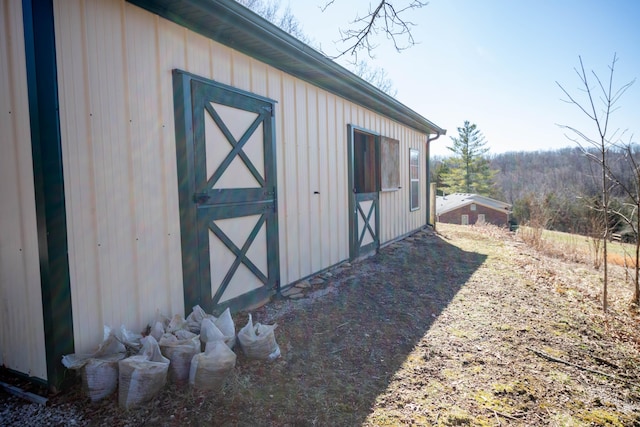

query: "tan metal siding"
(52, 0), (431, 353)
(280, 73), (299, 284)
(54, 0), (185, 353)
(0, 0), (48, 380)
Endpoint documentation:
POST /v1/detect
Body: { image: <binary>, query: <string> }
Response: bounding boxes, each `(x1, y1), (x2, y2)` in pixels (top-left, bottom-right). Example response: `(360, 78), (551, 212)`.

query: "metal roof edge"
(436, 194), (512, 216)
(127, 0), (446, 135)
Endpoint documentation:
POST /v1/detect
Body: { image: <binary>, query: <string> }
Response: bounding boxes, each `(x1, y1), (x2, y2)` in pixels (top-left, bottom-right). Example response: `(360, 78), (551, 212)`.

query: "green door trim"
(347, 124), (381, 260)
(172, 70), (279, 315)
(22, 0), (75, 390)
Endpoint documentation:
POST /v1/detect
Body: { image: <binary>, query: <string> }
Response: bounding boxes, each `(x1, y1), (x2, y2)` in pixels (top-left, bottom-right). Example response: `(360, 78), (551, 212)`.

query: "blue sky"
(286, 0), (640, 156)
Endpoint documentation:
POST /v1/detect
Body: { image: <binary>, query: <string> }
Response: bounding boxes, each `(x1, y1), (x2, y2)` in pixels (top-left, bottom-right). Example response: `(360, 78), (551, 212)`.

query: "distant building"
(436, 193), (512, 227)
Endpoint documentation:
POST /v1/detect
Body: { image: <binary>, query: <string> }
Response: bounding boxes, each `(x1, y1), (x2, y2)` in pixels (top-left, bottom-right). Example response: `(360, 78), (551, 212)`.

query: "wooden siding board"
(0, 0), (47, 379)
(250, 59), (267, 96)
(336, 98), (349, 261)
(306, 86), (322, 273)
(316, 90), (332, 268)
(156, 14), (187, 316)
(231, 50), (251, 92)
(210, 39), (231, 85)
(54, 0), (102, 351)
(294, 79), (311, 277)
(281, 74), (298, 284)
(185, 29), (211, 80)
(126, 3), (169, 317)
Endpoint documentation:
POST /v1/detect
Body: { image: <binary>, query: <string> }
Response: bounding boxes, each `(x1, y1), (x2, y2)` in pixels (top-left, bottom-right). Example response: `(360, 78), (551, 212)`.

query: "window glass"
(409, 149), (419, 211)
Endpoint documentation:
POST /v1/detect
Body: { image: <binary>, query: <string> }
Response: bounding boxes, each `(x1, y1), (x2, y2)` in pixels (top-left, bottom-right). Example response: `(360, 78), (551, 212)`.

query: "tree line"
(432, 146), (640, 235)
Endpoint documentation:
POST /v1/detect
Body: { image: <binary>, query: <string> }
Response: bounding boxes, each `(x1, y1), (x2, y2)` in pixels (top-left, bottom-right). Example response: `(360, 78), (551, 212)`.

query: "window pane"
(411, 181), (419, 210)
(409, 149), (419, 180)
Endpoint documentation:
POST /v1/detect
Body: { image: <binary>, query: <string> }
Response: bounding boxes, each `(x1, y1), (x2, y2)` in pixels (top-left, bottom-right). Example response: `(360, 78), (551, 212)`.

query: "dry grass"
(518, 225), (640, 269)
(5, 224), (640, 426)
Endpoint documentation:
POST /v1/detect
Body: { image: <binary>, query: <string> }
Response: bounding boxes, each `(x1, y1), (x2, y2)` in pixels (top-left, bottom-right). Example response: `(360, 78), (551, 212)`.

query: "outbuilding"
(436, 193), (512, 226)
(1, 0), (445, 389)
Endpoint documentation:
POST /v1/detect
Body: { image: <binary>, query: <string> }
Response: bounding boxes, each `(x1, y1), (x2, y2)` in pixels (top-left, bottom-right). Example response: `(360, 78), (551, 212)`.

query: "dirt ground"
(3, 223), (640, 426)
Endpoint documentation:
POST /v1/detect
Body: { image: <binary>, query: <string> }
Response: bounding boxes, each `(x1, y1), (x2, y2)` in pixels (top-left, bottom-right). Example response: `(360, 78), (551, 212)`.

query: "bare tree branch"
(322, 0), (429, 59)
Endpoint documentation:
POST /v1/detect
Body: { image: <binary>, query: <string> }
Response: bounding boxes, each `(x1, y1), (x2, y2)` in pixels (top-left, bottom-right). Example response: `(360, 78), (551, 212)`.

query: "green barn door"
(348, 125), (380, 260)
(173, 71), (279, 314)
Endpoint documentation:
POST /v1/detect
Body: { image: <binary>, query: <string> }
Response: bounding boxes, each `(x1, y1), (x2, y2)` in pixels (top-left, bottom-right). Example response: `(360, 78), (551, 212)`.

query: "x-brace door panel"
(179, 75), (279, 313)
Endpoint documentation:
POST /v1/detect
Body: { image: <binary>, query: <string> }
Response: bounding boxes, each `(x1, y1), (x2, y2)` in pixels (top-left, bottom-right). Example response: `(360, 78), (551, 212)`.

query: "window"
(409, 148), (420, 211)
(381, 137), (400, 190)
(470, 203), (476, 211)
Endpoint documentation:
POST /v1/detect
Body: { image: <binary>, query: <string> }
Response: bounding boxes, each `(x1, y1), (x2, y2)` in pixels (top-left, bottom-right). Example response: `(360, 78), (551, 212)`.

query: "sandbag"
(185, 305), (208, 333)
(214, 308), (236, 349)
(166, 314), (188, 334)
(150, 321), (165, 342)
(80, 354), (125, 402)
(61, 327), (126, 402)
(200, 318), (225, 349)
(159, 335), (200, 385)
(118, 336), (169, 409)
(189, 340), (237, 391)
(237, 314), (280, 361)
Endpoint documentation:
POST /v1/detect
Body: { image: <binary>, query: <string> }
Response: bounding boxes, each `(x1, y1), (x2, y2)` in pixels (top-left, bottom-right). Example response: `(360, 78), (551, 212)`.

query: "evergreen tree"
(440, 121), (496, 195)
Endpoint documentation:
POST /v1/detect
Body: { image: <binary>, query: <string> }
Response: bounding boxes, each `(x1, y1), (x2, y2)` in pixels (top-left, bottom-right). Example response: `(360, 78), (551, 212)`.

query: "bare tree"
(321, 0), (429, 59)
(351, 60), (397, 96)
(236, 0), (311, 43)
(608, 140), (640, 305)
(556, 53), (635, 312)
(236, 0), (400, 95)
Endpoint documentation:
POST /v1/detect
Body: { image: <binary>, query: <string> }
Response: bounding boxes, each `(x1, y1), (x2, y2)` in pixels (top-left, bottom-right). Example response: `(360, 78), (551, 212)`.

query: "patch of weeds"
(542, 345), (566, 358)
(548, 370), (572, 384)
(474, 390), (516, 414)
(441, 369), (461, 380)
(422, 379), (446, 396)
(495, 323), (512, 331)
(443, 407), (473, 425)
(576, 408), (631, 426)
(449, 328), (469, 338)
(551, 319), (572, 332)
(471, 365), (483, 374)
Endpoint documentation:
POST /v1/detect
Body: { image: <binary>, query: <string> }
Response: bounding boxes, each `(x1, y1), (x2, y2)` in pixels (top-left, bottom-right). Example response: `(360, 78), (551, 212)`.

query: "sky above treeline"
(285, 0), (640, 156)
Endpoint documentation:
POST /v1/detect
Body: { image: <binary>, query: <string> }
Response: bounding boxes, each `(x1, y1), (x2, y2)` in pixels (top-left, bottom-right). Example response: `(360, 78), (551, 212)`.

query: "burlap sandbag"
(189, 340), (237, 392)
(237, 314), (280, 361)
(159, 334), (200, 385)
(118, 336), (169, 409)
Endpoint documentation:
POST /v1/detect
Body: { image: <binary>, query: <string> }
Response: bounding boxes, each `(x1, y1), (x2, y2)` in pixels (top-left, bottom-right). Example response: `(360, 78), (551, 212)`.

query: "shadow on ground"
(212, 229), (488, 426)
(25, 229), (486, 426)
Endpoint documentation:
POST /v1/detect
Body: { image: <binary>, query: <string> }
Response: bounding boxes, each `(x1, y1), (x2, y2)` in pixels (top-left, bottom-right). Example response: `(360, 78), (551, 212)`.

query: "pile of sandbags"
(62, 306), (280, 409)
